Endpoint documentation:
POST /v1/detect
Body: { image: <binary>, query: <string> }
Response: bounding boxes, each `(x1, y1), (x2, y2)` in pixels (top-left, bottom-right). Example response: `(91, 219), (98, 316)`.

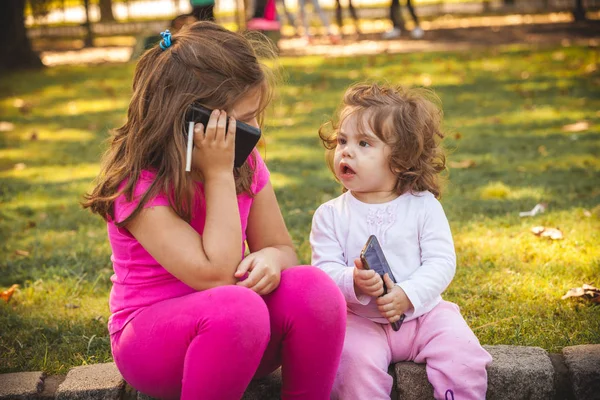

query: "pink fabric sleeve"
(250, 151), (270, 194)
(113, 171), (170, 224)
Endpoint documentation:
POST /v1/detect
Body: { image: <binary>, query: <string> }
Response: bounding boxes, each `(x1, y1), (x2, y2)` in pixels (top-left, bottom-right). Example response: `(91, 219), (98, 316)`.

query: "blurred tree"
(573, 0), (587, 21)
(99, 0), (116, 22)
(83, 0), (94, 47)
(0, 0), (44, 70)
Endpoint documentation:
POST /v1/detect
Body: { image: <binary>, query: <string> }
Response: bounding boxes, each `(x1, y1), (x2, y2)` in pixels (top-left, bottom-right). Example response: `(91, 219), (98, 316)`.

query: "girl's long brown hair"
(83, 22), (276, 226)
(319, 83), (447, 198)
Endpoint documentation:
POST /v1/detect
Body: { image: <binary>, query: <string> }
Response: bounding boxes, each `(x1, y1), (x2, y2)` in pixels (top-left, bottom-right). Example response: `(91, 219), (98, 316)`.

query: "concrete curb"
(1, 345), (599, 399)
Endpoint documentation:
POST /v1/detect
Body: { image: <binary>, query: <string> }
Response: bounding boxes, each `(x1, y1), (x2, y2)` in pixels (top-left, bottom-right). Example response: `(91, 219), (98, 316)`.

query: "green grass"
(1, 43), (599, 374)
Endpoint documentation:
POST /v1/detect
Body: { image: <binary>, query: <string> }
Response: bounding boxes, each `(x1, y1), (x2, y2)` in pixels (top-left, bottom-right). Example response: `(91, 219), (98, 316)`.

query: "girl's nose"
(342, 145), (354, 158)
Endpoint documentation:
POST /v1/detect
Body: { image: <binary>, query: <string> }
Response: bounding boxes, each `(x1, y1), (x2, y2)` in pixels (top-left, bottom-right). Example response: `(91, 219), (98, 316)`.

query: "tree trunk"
(0, 0), (43, 71)
(99, 0), (116, 22)
(83, 0), (94, 47)
(573, 0), (586, 21)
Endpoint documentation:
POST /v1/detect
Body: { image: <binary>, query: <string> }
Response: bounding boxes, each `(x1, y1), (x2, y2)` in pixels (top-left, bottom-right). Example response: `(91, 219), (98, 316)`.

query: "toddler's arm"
(397, 195), (456, 317)
(310, 204), (371, 305)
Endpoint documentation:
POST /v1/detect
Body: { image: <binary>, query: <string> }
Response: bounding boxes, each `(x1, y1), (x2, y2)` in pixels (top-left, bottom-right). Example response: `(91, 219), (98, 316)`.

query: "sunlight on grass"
(1, 43), (599, 373)
(479, 182), (546, 201)
(2, 164), (99, 184)
(269, 172), (302, 190)
(38, 98), (130, 118)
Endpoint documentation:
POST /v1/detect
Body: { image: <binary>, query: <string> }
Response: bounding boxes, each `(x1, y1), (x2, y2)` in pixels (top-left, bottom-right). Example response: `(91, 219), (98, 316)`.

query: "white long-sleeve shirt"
(310, 190), (456, 323)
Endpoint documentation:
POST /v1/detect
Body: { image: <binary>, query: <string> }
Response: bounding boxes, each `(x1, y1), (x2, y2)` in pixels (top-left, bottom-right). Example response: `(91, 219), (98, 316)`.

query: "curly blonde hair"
(319, 83), (447, 198)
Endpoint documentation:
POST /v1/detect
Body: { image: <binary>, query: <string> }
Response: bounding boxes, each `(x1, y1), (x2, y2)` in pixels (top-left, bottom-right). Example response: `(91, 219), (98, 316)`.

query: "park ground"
(1, 12), (599, 374)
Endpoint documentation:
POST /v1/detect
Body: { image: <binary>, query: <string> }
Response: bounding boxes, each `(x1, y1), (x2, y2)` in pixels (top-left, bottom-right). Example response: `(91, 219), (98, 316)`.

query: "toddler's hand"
(353, 258), (384, 298)
(235, 248), (282, 295)
(376, 274), (412, 324)
(192, 109), (236, 179)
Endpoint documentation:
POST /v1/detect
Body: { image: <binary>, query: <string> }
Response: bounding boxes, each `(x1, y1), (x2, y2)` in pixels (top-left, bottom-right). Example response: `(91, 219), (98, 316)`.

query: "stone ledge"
(2, 344), (600, 399)
(55, 364), (124, 400)
(0, 371), (44, 399)
(563, 344), (600, 400)
(395, 345), (555, 400)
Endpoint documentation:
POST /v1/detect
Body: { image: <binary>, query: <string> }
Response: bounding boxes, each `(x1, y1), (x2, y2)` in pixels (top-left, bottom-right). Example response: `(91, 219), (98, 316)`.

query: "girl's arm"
(396, 195), (456, 317)
(310, 204), (372, 305)
(245, 180), (298, 268)
(126, 177), (241, 291)
(125, 112), (242, 291)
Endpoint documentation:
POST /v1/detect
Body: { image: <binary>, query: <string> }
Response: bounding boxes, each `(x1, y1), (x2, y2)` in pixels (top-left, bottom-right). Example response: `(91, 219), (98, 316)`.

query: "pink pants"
(333, 301), (492, 400)
(110, 266), (346, 400)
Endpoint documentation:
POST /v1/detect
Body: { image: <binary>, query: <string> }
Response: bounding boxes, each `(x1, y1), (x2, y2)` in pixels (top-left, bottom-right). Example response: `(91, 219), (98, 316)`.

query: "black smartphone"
(360, 235), (404, 331)
(185, 104), (262, 168)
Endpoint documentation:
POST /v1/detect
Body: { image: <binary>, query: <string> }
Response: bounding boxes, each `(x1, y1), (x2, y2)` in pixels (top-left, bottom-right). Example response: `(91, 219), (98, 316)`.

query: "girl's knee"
(282, 266), (344, 298)
(196, 286), (270, 337)
(280, 266), (346, 313)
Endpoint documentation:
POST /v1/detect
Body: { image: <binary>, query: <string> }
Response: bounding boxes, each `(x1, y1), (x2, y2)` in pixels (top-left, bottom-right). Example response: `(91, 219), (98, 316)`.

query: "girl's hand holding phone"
(235, 248), (282, 295)
(353, 258), (384, 298)
(192, 109), (236, 178)
(376, 274), (412, 324)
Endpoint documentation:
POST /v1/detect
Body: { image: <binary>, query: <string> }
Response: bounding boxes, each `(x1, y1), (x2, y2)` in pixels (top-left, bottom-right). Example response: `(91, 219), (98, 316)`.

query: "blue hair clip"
(159, 29), (172, 50)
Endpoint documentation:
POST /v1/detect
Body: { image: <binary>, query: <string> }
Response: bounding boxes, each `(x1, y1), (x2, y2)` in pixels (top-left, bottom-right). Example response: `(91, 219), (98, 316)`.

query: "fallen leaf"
(583, 210), (592, 217)
(531, 226), (564, 240)
(585, 63), (597, 74)
(541, 228), (563, 240)
(454, 133), (462, 140)
(449, 159), (476, 169)
(15, 249), (30, 256)
(561, 284), (600, 303)
(14, 163), (26, 171)
(531, 226), (545, 235)
(0, 122), (15, 132)
(29, 131), (38, 141)
(1, 284), (19, 303)
(562, 121), (589, 132)
(65, 303), (80, 309)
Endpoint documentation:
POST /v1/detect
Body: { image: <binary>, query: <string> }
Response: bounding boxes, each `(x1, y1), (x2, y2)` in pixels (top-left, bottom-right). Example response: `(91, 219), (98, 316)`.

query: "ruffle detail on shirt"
(366, 205), (397, 245)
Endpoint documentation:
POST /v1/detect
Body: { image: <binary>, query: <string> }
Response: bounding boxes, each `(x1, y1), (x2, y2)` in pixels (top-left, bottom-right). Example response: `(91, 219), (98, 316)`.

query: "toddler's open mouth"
(340, 163), (356, 176)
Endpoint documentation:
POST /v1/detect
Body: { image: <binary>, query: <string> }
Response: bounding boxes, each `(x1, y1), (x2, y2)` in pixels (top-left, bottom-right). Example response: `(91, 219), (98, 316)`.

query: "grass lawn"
(1, 43), (599, 374)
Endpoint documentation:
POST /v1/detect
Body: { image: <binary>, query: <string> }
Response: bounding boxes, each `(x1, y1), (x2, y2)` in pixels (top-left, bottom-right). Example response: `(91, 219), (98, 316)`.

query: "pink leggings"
(110, 266), (346, 400)
(333, 301), (493, 400)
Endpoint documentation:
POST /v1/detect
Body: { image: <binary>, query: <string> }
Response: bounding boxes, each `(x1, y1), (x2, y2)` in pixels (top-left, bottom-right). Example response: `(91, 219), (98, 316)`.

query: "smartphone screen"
(185, 104), (261, 168)
(360, 235), (397, 284)
(360, 235), (404, 331)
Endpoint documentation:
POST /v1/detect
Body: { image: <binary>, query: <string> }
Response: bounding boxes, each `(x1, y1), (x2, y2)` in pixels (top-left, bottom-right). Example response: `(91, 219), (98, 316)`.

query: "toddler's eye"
(337, 137), (347, 145)
(359, 140), (370, 147)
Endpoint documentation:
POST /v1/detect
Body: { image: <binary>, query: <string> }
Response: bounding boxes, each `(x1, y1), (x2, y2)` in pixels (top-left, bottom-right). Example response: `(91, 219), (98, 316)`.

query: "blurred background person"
(335, 0), (361, 36)
(297, 0), (340, 44)
(383, 0), (424, 39)
(189, 0), (215, 21)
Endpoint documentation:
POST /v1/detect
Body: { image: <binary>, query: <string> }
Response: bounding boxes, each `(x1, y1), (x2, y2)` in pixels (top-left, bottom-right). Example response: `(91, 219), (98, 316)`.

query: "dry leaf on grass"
(562, 121), (589, 132)
(15, 249), (30, 256)
(1, 284), (19, 303)
(531, 226), (564, 240)
(449, 159), (476, 169)
(561, 284), (600, 303)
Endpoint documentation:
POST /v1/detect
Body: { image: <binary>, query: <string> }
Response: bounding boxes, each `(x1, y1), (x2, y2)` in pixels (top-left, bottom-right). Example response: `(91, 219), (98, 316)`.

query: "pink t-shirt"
(106, 152), (270, 335)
